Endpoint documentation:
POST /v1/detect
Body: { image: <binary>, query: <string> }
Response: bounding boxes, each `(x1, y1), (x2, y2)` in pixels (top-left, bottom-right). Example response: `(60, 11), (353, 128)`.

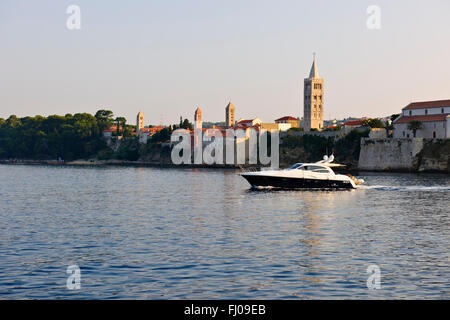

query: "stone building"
(225, 102), (236, 128)
(393, 100), (450, 139)
(303, 56), (324, 131)
(275, 116), (300, 128)
(138, 126), (165, 143)
(261, 123), (291, 131)
(236, 118), (262, 128)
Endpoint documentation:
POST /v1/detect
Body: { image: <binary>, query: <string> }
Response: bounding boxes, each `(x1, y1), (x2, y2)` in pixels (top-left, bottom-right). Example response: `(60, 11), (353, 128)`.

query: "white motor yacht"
(240, 155), (364, 189)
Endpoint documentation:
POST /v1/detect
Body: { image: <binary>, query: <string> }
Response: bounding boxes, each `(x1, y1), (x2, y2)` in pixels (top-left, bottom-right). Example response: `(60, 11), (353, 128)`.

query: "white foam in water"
(357, 185), (450, 191)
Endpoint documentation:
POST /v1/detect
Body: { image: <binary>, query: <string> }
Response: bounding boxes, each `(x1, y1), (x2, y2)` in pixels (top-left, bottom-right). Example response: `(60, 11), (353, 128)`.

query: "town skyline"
(1, 1), (450, 124)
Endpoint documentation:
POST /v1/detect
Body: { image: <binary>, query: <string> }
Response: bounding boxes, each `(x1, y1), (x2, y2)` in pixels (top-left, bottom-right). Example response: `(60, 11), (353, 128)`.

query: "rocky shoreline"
(0, 159), (254, 170)
(1, 158), (449, 173)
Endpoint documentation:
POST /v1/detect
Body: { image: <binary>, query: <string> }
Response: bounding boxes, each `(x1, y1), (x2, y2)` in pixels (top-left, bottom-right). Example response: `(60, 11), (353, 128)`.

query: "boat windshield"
(287, 163), (303, 170)
(303, 165), (331, 173)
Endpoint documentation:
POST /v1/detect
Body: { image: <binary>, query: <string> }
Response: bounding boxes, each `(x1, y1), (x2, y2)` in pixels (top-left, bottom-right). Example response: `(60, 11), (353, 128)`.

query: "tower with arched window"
(303, 55), (324, 131)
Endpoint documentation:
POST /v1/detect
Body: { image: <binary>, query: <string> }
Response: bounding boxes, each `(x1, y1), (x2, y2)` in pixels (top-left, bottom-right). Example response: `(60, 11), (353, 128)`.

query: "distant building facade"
(225, 102), (236, 128)
(393, 100), (450, 139)
(275, 116), (300, 128)
(132, 111), (166, 143)
(303, 56), (324, 131)
(368, 128), (387, 139)
(236, 118), (262, 128)
(139, 126), (165, 143)
(103, 125), (122, 138)
(342, 119), (365, 134)
(261, 123), (291, 131)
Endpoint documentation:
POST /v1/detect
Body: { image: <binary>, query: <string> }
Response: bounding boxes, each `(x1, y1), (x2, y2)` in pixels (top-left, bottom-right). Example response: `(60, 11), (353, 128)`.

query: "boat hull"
(241, 174), (355, 189)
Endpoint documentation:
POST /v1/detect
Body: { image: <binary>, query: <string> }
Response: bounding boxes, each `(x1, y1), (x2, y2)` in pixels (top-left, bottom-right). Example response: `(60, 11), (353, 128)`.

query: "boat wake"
(356, 185), (450, 192)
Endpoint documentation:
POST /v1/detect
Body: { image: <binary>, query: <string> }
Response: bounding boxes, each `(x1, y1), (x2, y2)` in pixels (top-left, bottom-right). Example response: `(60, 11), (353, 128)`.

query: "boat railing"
(238, 165), (260, 173)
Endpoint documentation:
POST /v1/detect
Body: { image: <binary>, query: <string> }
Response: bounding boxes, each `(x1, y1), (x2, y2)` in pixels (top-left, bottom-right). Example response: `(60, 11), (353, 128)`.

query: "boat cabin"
(287, 163), (334, 174)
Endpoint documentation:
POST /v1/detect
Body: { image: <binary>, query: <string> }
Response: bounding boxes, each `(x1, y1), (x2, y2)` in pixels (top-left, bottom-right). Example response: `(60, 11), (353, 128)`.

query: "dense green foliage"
(281, 134), (334, 162)
(151, 119), (193, 143)
(288, 127), (304, 132)
(333, 128), (370, 163)
(179, 117), (193, 130)
(363, 118), (385, 128)
(280, 128), (370, 168)
(390, 114), (400, 123)
(151, 127), (173, 143)
(407, 120), (423, 137)
(0, 110), (193, 161)
(0, 110), (120, 160)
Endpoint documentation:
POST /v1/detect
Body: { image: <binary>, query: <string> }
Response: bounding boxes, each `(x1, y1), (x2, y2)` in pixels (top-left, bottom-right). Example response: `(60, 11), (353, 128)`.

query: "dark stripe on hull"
(242, 175), (354, 189)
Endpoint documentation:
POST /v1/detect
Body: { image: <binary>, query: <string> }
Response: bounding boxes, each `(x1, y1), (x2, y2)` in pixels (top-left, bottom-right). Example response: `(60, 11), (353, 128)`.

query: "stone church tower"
(225, 101), (236, 128)
(136, 111), (144, 136)
(194, 107), (202, 148)
(194, 107), (202, 129)
(303, 55), (324, 131)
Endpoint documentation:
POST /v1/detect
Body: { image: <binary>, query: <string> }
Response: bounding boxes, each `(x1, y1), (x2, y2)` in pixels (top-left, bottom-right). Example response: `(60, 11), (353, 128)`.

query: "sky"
(1, 0), (450, 125)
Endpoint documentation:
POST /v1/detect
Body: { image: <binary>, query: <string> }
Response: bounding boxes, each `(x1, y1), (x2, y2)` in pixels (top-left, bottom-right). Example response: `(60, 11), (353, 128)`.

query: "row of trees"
(150, 117), (193, 143)
(0, 109), (196, 160)
(94, 110), (134, 137)
(281, 128), (370, 167)
(0, 110), (125, 160)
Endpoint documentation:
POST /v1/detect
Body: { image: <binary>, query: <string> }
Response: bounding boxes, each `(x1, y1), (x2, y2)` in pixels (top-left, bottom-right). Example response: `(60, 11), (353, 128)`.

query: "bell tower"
(136, 111), (144, 136)
(303, 54), (324, 131)
(194, 107), (202, 149)
(225, 101), (236, 128)
(194, 107), (202, 129)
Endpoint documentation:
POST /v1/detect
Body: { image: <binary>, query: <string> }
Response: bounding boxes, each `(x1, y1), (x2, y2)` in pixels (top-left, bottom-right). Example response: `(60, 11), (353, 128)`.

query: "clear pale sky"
(1, 0), (449, 125)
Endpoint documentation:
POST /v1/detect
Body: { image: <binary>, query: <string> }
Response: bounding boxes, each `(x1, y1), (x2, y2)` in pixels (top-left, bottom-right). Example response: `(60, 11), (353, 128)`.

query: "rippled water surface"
(0, 164), (449, 299)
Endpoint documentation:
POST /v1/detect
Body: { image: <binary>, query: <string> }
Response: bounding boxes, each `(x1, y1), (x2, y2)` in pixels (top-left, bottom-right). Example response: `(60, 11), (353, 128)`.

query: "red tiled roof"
(139, 126), (165, 135)
(395, 114), (449, 124)
(403, 99), (450, 110)
(237, 119), (254, 124)
(236, 126), (260, 131)
(344, 120), (364, 126)
(275, 116), (298, 122)
(104, 125), (123, 132)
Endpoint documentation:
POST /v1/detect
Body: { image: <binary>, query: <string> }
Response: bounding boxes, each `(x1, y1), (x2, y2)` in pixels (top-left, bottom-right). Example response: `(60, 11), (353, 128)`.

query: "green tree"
(123, 125), (134, 138)
(151, 127), (171, 143)
(181, 119), (193, 130)
(114, 117), (126, 136)
(6, 115), (21, 128)
(407, 121), (423, 138)
(367, 118), (385, 128)
(0, 112), (111, 160)
(390, 114), (400, 122)
(95, 110), (114, 134)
